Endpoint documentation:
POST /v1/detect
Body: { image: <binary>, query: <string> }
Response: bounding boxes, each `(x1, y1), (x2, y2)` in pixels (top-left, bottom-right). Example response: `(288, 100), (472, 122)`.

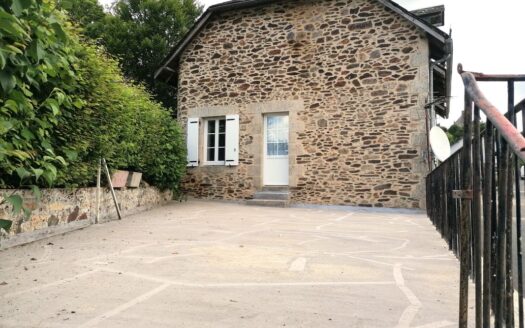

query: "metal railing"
(426, 64), (525, 327)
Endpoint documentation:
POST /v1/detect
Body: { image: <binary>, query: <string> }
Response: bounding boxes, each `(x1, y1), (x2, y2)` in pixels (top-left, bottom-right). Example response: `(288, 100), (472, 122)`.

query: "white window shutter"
(225, 114), (239, 166)
(187, 117), (199, 167)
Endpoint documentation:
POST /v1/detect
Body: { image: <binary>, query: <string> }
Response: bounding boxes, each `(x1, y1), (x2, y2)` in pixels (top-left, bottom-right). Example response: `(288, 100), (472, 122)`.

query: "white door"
(263, 114), (289, 186)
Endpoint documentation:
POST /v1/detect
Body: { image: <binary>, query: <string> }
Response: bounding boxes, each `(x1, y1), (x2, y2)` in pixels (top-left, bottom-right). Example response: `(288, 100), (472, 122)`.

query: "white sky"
(98, 0), (525, 127)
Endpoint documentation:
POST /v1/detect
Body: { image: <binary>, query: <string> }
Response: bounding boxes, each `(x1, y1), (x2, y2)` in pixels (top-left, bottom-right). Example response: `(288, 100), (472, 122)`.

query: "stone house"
(155, 0), (453, 209)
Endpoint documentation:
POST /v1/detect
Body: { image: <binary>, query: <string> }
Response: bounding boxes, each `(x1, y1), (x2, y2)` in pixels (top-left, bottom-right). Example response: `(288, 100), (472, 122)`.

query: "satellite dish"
(429, 126), (451, 162)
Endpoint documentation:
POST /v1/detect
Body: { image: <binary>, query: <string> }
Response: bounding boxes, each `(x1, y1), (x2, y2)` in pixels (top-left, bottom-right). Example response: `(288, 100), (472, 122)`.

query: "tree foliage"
(55, 42), (187, 189)
(444, 124), (463, 145)
(62, 0), (203, 114)
(61, 0), (106, 40)
(1, 0), (187, 190)
(0, 0), (79, 187)
(443, 122), (486, 145)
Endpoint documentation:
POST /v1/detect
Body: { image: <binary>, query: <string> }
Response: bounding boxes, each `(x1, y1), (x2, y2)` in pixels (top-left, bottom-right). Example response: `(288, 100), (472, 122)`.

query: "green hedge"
(0, 0), (186, 191)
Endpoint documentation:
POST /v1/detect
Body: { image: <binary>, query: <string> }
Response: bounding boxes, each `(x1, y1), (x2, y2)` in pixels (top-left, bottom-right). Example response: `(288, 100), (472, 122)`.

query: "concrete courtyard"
(0, 200), (468, 327)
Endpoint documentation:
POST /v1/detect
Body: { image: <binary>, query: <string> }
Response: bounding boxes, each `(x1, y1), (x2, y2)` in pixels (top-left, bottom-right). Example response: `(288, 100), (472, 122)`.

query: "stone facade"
(177, 0), (430, 208)
(0, 187), (171, 249)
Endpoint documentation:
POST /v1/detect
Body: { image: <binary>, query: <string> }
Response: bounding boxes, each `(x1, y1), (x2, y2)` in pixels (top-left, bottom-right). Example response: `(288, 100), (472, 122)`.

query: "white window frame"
(204, 117), (226, 166)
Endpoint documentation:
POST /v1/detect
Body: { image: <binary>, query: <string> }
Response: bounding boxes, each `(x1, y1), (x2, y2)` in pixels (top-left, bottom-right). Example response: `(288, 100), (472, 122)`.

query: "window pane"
(267, 116), (277, 129)
(277, 130), (288, 143)
(219, 133), (225, 147)
(267, 130), (277, 143)
(219, 119), (226, 133)
(208, 120), (216, 133)
(207, 134), (215, 148)
(218, 147), (225, 161)
(278, 142), (289, 156)
(267, 143), (278, 156)
(267, 116), (287, 129)
(207, 148), (215, 161)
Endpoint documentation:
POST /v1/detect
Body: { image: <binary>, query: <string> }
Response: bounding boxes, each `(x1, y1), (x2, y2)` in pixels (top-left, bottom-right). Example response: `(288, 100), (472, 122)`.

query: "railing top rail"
(458, 64), (525, 161)
(470, 72), (525, 82)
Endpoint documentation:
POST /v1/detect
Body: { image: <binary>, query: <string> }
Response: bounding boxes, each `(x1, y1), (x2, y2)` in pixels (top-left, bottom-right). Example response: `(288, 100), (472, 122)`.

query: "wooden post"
(102, 158), (122, 220)
(96, 158), (101, 224)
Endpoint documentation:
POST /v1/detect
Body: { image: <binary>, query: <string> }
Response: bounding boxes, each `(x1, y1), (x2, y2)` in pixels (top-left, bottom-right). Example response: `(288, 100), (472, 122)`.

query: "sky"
(98, 0), (525, 127)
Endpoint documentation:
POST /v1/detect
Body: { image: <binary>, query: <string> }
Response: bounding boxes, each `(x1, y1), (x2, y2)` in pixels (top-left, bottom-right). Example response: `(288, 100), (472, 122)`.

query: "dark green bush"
(138, 107), (186, 190)
(0, 0), (186, 191)
(54, 43), (187, 190)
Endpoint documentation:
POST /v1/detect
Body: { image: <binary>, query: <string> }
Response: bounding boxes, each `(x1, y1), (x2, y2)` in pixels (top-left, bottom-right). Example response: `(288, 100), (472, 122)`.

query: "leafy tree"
(444, 124), (463, 145)
(443, 122), (487, 145)
(59, 0), (106, 40)
(63, 0), (202, 114)
(104, 0), (202, 113)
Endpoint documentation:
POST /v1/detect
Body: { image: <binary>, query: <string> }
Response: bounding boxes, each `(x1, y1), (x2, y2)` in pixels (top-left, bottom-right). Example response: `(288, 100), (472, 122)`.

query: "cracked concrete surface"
(0, 200), (472, 327)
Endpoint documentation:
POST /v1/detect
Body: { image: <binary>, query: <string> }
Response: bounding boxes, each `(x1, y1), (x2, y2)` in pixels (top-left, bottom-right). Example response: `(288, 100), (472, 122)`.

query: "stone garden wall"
(177, 0), (430, 208)
(0, 187), (172, 249)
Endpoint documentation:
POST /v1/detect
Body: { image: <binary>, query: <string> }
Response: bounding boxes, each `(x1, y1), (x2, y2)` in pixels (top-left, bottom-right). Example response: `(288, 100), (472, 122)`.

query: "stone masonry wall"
(0, 187), (171, 249)
(178, 0), (430, 208)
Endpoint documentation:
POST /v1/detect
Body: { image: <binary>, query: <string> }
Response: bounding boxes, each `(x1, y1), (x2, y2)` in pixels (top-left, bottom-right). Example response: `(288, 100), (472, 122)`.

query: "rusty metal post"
(496, 132), (509, 328)
(459, 91), (473, 328)
(472, 105), (482, 328)
(505, 81), (515, 327)
(452, 154), (458, 254)
(493, 132), (501, 315)
(506, 150), (515, 327)
(518, 90), (525, 328)
(483, 121), (494, 325)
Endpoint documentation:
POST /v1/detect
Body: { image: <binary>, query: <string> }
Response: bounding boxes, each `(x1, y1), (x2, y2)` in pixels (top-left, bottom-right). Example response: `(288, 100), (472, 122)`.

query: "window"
(186, 115), (239, 167)
(265, 115), (289, 157)
(205, 118), (226, 165)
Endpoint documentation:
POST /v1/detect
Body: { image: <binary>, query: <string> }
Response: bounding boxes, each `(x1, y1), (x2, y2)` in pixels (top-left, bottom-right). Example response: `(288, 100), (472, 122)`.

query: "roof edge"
(154, 11), (212, 80)
(155, 0), (451, 82)
(375, 0), (447, 42)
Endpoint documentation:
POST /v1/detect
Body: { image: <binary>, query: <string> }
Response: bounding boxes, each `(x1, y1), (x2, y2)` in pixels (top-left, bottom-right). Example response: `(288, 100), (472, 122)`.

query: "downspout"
(444, 36), (454, 118)
(426, 66), (433, 170)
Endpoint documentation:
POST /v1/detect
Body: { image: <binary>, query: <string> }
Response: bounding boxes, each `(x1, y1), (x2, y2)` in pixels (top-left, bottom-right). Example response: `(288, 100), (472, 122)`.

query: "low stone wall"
(0, 187), (172, 249)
